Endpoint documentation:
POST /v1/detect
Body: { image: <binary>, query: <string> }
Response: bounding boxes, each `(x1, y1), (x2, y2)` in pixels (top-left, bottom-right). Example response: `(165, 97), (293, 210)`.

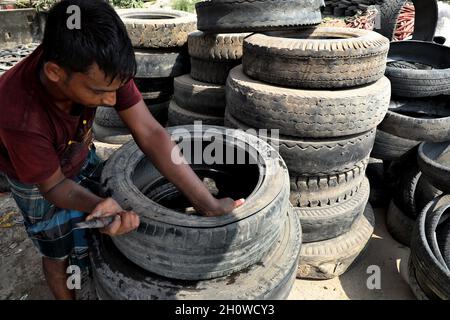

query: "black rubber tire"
(410, 195), (450, 299)
(95, 101), (170, 128)
(188, 31), (251, 61)
(297, 203), (375, 280)
(243, 28), (389, 89)
(134, 77), (174, 102)
(190, 57), (238, 85)
(117, 9), (196, 49)
(226, 66), (390, 138)
(173, 74), (226, 116)
(93, 141), (122, 162)
(386, 200), (414, 247)
(167, 100), (224, 127)
(376, 0), (438, 41)
(92, 123), (132, 145)
(0, 172), (9, 193)
(135, 49), (189, 78)
(195, 0), (323, 33)
(418, 142), (450, 194)
(290, 158), (368, 208)
(366, 158), (391, 208)
(386, 41), (450, 98)
(225, 110), (376, 176)
(436, 222), (450, 269)
(294, 177), (370, 244)
(91, 207), (301, 300)
(101, 126), (290, 280)
(371, 129), (420, 161)
(408, 256), (430, 300)
(378, 98), (450, 143)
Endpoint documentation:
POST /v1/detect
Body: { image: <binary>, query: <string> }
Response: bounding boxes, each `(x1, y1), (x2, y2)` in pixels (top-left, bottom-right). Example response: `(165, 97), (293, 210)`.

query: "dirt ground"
(0, 192), (414, 300)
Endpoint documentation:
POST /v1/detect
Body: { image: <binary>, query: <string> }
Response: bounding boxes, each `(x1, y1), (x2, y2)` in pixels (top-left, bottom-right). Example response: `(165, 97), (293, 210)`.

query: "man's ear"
(43, 62), (67, 83)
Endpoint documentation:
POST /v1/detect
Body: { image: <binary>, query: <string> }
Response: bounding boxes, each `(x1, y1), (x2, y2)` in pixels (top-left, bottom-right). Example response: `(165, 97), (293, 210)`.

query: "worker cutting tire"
(0, 0), (243, 300)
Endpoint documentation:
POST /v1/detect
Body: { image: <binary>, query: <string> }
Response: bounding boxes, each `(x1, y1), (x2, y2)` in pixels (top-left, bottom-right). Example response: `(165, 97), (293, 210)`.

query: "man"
(0, 0), (243, 300)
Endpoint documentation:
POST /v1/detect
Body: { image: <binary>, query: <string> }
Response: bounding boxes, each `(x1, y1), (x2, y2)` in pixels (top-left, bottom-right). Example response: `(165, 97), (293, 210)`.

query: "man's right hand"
(86, 197), (140, 236)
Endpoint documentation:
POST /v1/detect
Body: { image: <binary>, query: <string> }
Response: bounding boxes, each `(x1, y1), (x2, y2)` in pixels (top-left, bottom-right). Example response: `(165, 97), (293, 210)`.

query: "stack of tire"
(92, 9), (196, 160)
(408, 141), (450, 299)
(226, 27), (392, 280)
(370, 41), (450, 246)
(167, 31), (249, 126)
(91, 126), (302, 300)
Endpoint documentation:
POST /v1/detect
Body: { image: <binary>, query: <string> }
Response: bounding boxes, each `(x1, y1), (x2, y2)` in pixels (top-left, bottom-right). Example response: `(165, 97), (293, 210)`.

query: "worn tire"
(174, 74), (226, 116)
(243, 28), (389, 89)
(91, 207), (301, 300)
(190, 57), (238, 85)
(225, 110), (376, 176)
(117, 9), (196, 49)
(410, 195), (450, 299)
(297, 203), (375, 280)
(167, 100), (224, 126)
(195, 0), (323, 33)
(294, 177), (370, 244)
(379, 98), (450, 142)
(386, 200), (414, 247)
(134, 77), (174, 102)
(386, 41), (450, 98)
(418, 142), (450, 194)
(135, 49), (189, 78)
(367, 158), (391, 208)
(226, 66), (390, 138)
(92, 123), (132, 145)
(101, 126), (290, 280)
(371, 129), (420, 161)
(408, 256), (430, 300)
(188, 31), (251, 61)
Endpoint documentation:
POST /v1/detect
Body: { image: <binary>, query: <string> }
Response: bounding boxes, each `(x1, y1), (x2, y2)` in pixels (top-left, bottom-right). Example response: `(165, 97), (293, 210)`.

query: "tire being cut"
(117, 9), (196, 49)
(294, 177), (370, 244)
(243, 28), (389, 89)
(386, 41), (450, 98)
(225, 110), (376, 176)
(226, 66), (390, 138)
(195, 0), (324, 33)
(190, 57), (238, 85)
(188, 31), (251, 61)
(91, 207), (301, 300)
(379, 98), (450, 143)
(297, 203), (375, 280)
(101, 126), (290, 280)
(371, 129), (420, 161)
(167, 100), (224, 126)
(135, 49), (189, 78)
(174, 74), (226, 116)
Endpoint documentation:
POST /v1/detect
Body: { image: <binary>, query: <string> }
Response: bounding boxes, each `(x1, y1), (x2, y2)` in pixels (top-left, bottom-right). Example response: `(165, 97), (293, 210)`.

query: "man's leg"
(42, 256), (75, 300)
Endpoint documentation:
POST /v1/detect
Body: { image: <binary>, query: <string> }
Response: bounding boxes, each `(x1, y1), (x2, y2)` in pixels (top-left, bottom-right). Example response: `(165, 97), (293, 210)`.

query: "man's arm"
(118, 100), (244, 216)
(38, 167), (139, 236)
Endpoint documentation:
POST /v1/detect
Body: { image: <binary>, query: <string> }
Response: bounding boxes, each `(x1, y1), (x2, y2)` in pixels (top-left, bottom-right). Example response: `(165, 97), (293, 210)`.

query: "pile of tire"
(167, 31), (249, 126)
(226, 27), (391, 279)
(92, 9), (196, 160)
(369, 40), (450, 246)
(91, 126), (302, 299)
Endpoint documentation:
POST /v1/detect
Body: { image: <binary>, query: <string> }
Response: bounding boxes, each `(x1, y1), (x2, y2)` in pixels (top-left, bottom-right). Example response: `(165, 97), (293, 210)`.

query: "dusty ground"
(0, 192), (414, 300)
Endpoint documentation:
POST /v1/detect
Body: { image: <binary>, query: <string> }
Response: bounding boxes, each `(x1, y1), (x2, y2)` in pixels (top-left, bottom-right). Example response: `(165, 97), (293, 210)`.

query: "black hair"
(42, 0), (136, 83)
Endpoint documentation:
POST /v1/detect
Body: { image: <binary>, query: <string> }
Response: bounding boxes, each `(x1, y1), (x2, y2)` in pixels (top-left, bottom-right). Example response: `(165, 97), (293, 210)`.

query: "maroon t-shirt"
(0, 45), (142, 184)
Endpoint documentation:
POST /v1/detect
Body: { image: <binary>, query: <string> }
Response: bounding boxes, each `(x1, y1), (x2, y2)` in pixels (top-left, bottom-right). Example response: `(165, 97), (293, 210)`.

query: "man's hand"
(86, 197), (140, 236)
(194, 197), (246, 217)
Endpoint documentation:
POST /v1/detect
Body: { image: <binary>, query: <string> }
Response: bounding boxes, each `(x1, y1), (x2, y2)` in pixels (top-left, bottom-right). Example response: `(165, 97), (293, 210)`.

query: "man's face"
(57, 63), (124, 108)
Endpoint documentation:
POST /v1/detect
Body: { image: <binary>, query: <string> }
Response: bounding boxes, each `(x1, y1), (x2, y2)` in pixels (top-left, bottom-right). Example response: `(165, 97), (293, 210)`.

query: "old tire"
(226, 66), (390, 138)
(418, 142), (450, 194)
(118, 9), (196, 49)
(173, 74), (226, 116)
(134, 77), (174, 102)
(243, 28), (389, 89)
(378, 98), (450, 142)
(188, 31), (251, 61)
(386, 200), (414, 247)
(101, 126), (290, 280)
(135, 49), (189, 78)
(225, 110), (376, 176)
(195, 0), (323, 33)
(92, 123), (132, 145)
(371, 129), (420, 161)
(297, 203), (374, 280)
(167, 100), (224, 126)
(190, 57), (238, 85)
(294, 177), (370, 244)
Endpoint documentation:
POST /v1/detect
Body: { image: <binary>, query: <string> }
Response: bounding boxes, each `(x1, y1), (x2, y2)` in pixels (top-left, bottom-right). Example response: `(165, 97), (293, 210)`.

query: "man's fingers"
(234, 198), (245, 208)
(101, 215), (121, 235)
